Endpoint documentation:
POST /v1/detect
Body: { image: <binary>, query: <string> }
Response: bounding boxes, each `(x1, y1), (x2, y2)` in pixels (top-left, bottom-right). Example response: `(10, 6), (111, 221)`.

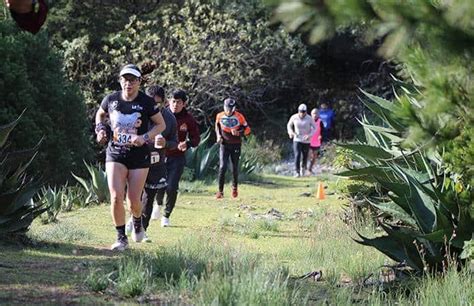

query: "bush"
(0, 20), (92, 184)
(0, 114), (46, 236)
(338, 89), (473, 273)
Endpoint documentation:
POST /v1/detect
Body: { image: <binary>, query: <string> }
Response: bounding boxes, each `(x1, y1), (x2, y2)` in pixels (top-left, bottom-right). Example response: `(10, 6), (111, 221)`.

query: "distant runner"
(319, 102), (336, 142)
(215, 98), (251, 199)
(287, 103), (316, 177)
(308, 108), (324, 175)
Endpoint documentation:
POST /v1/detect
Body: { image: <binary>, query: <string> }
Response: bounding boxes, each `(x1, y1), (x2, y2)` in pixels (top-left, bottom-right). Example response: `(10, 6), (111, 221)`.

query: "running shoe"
(132, 226), (145, 242)
(215, 191), (224, 199)
(111, 236), (128, 251)
(143, 232), (151, 243)
(161, 216), (170, 227)
(231, 187), (238, 198)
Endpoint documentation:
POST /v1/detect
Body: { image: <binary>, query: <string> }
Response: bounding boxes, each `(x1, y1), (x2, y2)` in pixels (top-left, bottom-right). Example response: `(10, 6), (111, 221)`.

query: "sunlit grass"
(3, 174), (472, 304)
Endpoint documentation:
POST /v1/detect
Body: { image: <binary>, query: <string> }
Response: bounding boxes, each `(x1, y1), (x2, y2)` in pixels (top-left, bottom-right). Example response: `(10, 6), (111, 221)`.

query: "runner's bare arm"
(95, 107), (108, 145)
(146, 112), (166, 140)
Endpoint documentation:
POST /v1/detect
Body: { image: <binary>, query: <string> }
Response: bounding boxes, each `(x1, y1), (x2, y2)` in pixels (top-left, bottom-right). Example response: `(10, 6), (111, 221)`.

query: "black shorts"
(309, 146), (320, 154)
(106, 146), (150, 169)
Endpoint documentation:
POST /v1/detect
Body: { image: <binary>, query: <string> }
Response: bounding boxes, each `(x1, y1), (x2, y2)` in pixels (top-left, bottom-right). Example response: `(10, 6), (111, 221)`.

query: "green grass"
(1, 174), (472, 304)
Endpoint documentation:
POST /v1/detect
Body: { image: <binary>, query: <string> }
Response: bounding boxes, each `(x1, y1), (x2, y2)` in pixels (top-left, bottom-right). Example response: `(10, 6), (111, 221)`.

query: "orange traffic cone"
(316, 182), (325, 200)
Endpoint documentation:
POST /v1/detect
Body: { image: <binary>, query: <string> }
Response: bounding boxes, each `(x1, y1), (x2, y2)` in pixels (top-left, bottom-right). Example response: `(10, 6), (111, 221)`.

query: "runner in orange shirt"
(215, 98), (251, 199)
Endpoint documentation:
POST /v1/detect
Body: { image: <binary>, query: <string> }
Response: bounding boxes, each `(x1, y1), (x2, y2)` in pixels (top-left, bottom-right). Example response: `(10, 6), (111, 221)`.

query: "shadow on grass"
(0, 237), (153, 304)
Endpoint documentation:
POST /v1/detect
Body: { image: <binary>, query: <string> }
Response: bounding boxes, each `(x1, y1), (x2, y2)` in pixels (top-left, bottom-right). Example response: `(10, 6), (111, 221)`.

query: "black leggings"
(218, 143), (241, 193)
(141, 187), (160, 231)
(293, 141), (310, 173)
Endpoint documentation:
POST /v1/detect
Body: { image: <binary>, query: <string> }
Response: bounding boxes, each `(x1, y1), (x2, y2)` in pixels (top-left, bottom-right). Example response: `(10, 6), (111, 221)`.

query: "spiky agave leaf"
(0, 113), (43, 235)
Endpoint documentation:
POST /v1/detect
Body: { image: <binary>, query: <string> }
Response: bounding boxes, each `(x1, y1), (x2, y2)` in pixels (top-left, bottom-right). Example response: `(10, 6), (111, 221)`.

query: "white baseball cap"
(298, 103), (307, 112)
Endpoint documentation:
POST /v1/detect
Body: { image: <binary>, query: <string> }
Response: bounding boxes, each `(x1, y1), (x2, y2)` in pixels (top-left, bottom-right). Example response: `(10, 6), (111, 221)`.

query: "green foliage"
(241, 134), (281, 166)
(185, 129), (219, 181)
(38, 186), (63, 224)
(85, 268), (110, 293)
(0, 114), (46, 235)
(56, 1), (311, 122)
(460, 239), (474, 261)
(338, 89), (473, 273)
(32, 221), (92, 243)
(0, 19), (92, 184)
(72, 162), (109, 204)
(115, 254), (153, 298)
(273, 0), (474, 186)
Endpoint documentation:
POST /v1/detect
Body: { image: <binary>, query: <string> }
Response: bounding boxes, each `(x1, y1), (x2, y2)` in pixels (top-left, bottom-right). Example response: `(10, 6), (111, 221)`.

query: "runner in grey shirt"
(287, 103), (317, 177)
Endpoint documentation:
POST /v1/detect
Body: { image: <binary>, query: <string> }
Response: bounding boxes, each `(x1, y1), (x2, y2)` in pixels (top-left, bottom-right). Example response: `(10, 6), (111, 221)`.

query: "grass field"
(1, 174), (472, 305)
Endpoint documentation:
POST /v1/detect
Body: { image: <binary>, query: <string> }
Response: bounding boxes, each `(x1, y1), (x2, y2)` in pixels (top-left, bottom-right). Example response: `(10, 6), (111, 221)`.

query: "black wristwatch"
(143, 133), (150, 143)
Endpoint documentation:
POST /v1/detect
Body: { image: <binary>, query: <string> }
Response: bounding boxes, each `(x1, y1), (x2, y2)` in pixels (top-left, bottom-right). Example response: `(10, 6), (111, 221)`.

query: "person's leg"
(126, 168), (149, 241)
(308, 148), (316, 173)
(141, 187), (157, 231)
(293, 141), (300, 175)
(229, 144), (241, 190)
(105, 162), (128, 250)
(218, 144), (230, 193)
(163, 156), (185, 219)
(301, 143), (310, 175)
(156, 188), (165, 206)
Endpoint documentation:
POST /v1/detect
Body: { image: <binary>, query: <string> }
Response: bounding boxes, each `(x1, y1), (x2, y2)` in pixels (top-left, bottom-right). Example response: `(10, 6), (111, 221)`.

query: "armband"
(95, 122), (107, 134)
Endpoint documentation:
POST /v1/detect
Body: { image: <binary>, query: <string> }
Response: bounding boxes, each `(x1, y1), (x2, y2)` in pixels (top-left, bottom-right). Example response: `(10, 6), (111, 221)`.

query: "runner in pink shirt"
(308, 108), (324, 175)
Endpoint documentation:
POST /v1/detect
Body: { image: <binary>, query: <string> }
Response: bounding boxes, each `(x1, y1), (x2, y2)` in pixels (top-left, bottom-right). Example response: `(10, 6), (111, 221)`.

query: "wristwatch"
(143, 133), (150, 143)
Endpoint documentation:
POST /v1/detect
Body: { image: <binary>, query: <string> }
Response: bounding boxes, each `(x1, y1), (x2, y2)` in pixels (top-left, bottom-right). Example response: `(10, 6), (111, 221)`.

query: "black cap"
(146, 85), (165, 99)
(224, 98), (236, 109)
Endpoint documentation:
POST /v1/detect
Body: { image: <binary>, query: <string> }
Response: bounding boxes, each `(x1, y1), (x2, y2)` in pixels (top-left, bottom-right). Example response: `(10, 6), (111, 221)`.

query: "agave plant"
(338, 87), (473, 273)
(0, 113), (46, 235)
(38, 186), (63, 224)
(72, 161), (109, 204)
(185, 128), (219, 181)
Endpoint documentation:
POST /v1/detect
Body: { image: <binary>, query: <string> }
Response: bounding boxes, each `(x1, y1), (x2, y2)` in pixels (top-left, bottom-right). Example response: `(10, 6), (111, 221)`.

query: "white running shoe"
(151, 204), (161, 220)
(110, 237), (128, 251)
(132, 226), (145, 242)
(143, 232), (151, 243)
(125, 217), (133, 235)
(161, 216), (170, 227)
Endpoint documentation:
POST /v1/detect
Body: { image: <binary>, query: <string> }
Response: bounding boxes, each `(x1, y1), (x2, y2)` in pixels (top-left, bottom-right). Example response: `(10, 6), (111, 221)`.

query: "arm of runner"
(137, 112), (166, 147)
(165, 117), (178, 150)
(309, 116), (317, 137)
(287, 115), (295, 139)
(215, 114), (223, 144)
(237, 113), (251, 136)
(95, 107), (108, 145)
(186, 116), (201, 149)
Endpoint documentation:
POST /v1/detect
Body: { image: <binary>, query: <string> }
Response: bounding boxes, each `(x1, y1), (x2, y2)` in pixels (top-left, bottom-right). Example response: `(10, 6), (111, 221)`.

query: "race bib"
(150, 152), (160, 164)
(113, 130), (135, 146)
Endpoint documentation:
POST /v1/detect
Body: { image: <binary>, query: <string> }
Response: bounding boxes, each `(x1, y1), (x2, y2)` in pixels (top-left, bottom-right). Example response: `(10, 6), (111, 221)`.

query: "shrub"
(72, 162), (109, 205)
(338, 89), (473, 273)
(0, 114), (46, 236)
(0, 20), (92, 184)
